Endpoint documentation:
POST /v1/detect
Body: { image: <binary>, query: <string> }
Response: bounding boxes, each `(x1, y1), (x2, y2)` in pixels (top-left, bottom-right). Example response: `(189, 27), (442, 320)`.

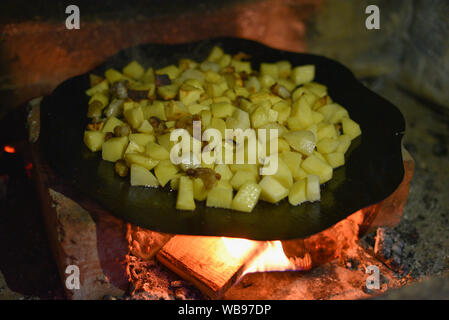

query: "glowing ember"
(3, 145), (16, 153)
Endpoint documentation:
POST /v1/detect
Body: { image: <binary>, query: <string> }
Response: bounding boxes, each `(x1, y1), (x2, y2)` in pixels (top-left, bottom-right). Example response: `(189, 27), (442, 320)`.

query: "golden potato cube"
(232, 182), (262, 213)
(283, 130), (316, 156)
(260, 63), (279, 79)
(85, 79), (109, 96)
(306, 174), (320, 202)
(193, 178), (208, 201)
(276, 60), (292, 78)
(317, 124), (337, 141)
(145, 142), (170, 160)
(251, 106), (269, 129)
(208, 117), (226, 137)
(301, 155), (333, 184)
(124, 106), (144, 129)
(144, 101), (167, 120)
(176, 176), (196, 211)
(179, 84), (203, 106)
(336, 135), (352, 154)
(102, 116), (124, 133)
(214, 164), (233, 181)
(105, 68), (125, 84)
(125, 154), (159, 170)
(211, 102), (235, 118)
(325, 152), (345, 169)
(290, 65), (315, 85)
(156, 65), (181, 80)
(125, 141), (145, 154)
(165, 101), (190, 121)
(231, 60), (252, 74)
(230, 170), (258, 190)
(157, 84), (179, 100)
(342, 117), (362, 140)
(206, 180), (233, 209)
(123, 61), (145, 79)
(137, 119), (154, 134)
(129, 133), (155, 146)
(102, 136), (128, 162)
(272, 157), (293, 188)
(280, 151), (302, 177)
(207, 46), (224, 62)
(130, 164), (159, 187)
(259, 175), (289, 203)
(316, 138), (339, 154)
(288, 179), (307, 206)
(154, 159), (179, 187)
(272, 101), (291, 125)
(83, 131), (106, 152)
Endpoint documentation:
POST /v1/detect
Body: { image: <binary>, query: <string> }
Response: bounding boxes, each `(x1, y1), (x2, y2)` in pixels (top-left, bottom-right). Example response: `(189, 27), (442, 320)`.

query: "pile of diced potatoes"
(83, 46), (361, 213)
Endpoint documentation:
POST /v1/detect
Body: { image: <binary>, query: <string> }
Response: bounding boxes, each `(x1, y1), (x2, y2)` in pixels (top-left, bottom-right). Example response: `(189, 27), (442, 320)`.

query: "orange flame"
(221, 237), (310, 281)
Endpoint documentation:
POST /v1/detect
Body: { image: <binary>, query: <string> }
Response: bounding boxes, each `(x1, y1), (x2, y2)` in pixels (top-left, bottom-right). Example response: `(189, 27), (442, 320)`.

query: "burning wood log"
(156, 236), (267, 299)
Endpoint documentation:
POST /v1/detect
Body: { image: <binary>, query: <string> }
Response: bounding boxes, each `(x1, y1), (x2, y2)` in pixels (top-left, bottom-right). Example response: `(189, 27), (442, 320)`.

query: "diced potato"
(144, 101), (167, 120)
(230, 170), (258, 190)
(306, 174), (320, 202)
(259, 175), (289, 203)
(154, 159), (179, 187)
(137, 119), (154, 134)
(272, 157), (293, 188)
(304, 82), (327, 98)
(211, 102), (235, 118)
(130, 164), (159, 187)
(124, 106), (144, 129)
(187, 103), (209, 115)
(157, 84), (179, 100)
(318, 103), (349, 124)
(85, 79), (108, 96)
(146, 142), (170, 160)
(129, 133), (155, 146)
(288, 179), (307, 206)
(102, 116), (124, 133)
(229, 163), (259, 175)
(290, 65), (315, 85)
(231, 60), (252, 74)
(193, 178), (207, 201)
(251, 106), (270, 128)
(226, 108), (250, 130)
(142, 67), (155, 83)
(201, 110), (212, 127)
(165, 101), (190, 121)
(125, 153), (159, 170)
(342, 117), (362, 140)
(125, 141), (145, 154)
(280, 151), (302, 177)
(336, 135), (352, 154)
(214, 164), (233, 180)
(206, 81), (228, 97)
(283, 130), (316, 156)
(207, 46), (224, 62)
(84, 131), (106, 152)
(232, 182), (262, 212)
(260, 63), (279, 79)
(206, 180), (233, 209)
(317, 123), (337, 141)
(176, 176), (195, 210)
(105, 69), (126, 84)
(179, 84), (203, 106)
(209, 117), (226, 137)
(123, 61), (145, 79)
(325, 152), (345, 169)
(259, 74), (276, 89)
(276, 60), (292, 78)
(272, 101), (291, 125)
(102, 136), (128, 162)
(301, 155), (333, 184)
(294, 167), (308, 181)
(316, 138), (339, 154)
(156, 65), (181, 80)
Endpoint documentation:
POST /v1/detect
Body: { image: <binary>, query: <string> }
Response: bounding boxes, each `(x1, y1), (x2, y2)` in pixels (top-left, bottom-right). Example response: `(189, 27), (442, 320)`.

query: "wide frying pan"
(39, 37), (405, 240)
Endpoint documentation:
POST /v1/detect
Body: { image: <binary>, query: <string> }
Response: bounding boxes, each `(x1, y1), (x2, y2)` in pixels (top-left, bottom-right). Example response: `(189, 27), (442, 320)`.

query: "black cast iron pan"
(39, 37), (405, 240)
